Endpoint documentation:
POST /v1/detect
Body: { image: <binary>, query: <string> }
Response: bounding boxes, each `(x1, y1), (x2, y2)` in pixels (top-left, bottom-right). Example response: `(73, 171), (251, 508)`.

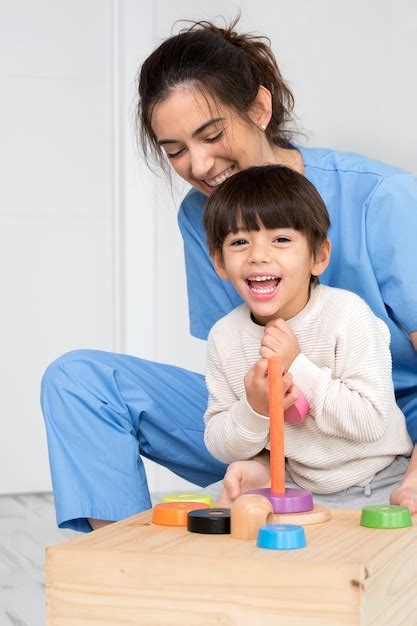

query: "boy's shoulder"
(208, 304), (253, 356)
(318, 283), (368, 306)
(315, 285), (389, 337)
(316, 284), (375, 316)
(209, 303), (250, 335)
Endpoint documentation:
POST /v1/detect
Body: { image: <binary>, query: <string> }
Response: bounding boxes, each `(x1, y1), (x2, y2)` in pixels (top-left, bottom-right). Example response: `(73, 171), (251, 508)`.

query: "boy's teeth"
(249, 275), (277, 281)
(247, 275), (280, 294)
(251, 286), (275, 293)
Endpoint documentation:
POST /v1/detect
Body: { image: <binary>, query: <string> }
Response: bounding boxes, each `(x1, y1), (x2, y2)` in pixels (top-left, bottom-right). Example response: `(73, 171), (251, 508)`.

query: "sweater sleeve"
(203, 333), (270, 463)
(288, 300), (393, 442)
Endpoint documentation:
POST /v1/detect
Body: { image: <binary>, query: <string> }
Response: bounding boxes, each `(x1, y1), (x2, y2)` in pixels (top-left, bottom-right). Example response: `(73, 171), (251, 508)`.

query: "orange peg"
(268, 356), (285, 495)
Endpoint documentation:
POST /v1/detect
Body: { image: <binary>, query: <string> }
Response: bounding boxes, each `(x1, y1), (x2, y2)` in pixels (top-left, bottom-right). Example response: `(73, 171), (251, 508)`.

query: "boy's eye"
(274, 236), (291, 244)
(230, 238), (248, 247)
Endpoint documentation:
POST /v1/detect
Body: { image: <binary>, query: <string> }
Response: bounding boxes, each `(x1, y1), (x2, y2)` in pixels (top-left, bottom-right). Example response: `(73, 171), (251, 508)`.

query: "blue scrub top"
(178, 146), (417, 441)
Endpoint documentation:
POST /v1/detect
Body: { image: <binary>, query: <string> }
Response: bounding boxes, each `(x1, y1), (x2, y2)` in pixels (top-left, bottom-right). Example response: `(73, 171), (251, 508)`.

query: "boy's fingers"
(253, 358), (268, 378)
(217, 489), (233, 506)
(223, 470), (242, 499)
(274, 318), (289, 332)
(261, 333), (281, 350)
(263, 325), (279, 337)
(282, 372), (294, 392)
(285, 384), (299, 405)
(259, 345), (276, 359)
(266, 318), (288, 332)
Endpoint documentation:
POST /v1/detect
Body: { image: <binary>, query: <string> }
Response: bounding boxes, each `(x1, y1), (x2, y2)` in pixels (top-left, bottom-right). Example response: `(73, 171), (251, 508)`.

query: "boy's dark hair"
(204, 165), (330, 262)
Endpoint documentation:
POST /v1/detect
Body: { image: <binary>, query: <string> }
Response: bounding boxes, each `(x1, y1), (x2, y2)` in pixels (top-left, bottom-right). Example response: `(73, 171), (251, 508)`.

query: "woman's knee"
(41, 349), (102, 392)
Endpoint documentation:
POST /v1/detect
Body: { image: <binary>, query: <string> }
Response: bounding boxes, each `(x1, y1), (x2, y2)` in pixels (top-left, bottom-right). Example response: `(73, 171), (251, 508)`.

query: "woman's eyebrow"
(157, 117), (225, 145)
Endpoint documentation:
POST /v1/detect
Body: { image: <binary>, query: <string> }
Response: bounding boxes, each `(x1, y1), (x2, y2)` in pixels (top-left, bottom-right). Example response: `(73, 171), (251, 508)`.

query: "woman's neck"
(270, 145), (304, 175)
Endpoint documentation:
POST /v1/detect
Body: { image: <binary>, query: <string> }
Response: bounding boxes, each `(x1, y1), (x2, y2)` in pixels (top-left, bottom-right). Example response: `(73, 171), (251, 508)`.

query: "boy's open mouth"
(245, 275), (281, 294)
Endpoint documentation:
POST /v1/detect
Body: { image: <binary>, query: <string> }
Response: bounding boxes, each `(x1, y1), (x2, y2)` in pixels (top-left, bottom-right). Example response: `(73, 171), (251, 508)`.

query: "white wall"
(0, 1), (119, 493)
(1, 1), (416, 496)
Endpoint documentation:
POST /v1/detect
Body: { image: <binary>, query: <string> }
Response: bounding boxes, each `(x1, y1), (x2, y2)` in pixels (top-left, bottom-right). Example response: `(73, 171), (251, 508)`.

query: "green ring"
(360, 504), (412, 529)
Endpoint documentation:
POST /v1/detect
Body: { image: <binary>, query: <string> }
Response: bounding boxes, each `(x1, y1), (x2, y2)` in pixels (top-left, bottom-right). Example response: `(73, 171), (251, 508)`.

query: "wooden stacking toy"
(230, 494), (273, 540)
(45, 358), (416, 624)
(249, 357), (313, 513)
(284, 389), (309, 425)
(162, 491), (214, 507)
(360, 504), (412, 529)
(187, 508), (231, 534)
(152, 501), (208, 527)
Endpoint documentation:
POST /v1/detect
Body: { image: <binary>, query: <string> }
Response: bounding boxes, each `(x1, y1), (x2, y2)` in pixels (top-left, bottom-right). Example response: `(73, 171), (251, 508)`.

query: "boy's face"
(214, 226), (330, 325)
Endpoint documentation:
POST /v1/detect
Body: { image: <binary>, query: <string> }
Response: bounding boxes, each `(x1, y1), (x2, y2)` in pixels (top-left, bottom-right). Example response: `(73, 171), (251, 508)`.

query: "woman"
(42, 18), (417, 531)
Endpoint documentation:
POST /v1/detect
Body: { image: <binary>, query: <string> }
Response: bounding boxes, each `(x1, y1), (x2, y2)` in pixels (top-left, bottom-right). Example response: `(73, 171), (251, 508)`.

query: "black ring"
(187, 508), (231, 534)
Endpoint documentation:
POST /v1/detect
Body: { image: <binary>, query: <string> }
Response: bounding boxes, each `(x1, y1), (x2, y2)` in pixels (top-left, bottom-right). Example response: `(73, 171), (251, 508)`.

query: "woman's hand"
(260, 318), (300, 371)
(390, 451), (417, 514)
(390, 485), (417, 514)
(244, 358), (298, 416)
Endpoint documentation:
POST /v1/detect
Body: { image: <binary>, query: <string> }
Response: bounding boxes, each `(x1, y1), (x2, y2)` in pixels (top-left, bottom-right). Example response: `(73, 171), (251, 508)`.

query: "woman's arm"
(177, 190), (242, 339)
(366, 173), (417, 349)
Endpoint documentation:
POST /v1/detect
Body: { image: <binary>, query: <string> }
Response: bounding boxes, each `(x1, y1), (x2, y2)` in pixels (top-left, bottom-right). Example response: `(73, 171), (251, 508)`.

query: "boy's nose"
(248, 244), (270, 264)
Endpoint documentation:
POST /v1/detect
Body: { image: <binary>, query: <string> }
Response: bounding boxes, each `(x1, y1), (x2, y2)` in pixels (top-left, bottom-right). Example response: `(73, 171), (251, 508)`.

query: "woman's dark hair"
(138, 16), (295, 170)
(204, 165), (330, 267)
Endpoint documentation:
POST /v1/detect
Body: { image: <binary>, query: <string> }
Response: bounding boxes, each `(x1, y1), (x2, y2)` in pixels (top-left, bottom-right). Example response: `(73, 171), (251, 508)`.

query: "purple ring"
(247, 488), (313, 513)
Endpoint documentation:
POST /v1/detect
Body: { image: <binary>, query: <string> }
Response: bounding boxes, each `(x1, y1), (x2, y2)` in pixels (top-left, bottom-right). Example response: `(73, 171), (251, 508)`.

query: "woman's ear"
(311, 239), (331, 278)
(248, 85), (273, 129)
(213, 251), (229, 280)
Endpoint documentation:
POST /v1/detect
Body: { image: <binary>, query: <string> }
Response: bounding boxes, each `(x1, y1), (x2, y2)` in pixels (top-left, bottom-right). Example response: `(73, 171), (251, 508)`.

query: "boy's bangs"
(233, 197), (304, 233)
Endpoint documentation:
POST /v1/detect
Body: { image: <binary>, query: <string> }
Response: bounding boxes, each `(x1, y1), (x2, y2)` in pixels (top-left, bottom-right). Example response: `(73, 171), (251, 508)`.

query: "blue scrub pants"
(41, 349), (227, 532)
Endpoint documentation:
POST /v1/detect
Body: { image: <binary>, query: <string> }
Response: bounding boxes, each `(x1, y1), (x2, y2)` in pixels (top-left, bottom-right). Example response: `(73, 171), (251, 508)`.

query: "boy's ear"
(213, 251), (229, 280)
(311, 239), (331, 278)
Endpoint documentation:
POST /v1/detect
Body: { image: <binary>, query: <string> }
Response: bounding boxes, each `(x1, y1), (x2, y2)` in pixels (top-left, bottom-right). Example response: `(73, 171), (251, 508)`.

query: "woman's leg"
(41, 349), (226, 532)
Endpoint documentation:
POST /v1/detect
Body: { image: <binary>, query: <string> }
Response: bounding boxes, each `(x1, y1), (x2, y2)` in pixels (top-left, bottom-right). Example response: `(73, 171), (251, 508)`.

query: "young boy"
(202, 164), (413, 508)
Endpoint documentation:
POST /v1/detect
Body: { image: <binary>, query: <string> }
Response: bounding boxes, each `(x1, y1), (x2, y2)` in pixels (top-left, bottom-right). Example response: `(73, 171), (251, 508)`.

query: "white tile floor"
(0, 493), (75, 626)
(0, 491), (174, 626)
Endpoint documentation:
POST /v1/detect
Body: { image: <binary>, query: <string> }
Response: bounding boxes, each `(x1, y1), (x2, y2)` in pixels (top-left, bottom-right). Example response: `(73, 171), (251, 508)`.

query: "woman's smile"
(203, 165), (236, 190)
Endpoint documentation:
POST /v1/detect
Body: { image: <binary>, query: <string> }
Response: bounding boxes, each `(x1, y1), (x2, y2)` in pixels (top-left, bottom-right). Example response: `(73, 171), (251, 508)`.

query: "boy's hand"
(217, 455), (271, 505)
(245, 358), (299, 416)
(260, 319), (300, 371)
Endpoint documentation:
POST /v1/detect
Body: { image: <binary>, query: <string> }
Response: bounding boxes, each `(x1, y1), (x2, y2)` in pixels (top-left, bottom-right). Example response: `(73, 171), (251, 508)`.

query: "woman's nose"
(189, 147), (215, 179)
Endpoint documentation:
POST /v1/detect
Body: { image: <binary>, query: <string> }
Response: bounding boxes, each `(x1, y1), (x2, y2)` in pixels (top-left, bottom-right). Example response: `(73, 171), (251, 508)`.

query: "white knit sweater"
(204, 285), (412, 493)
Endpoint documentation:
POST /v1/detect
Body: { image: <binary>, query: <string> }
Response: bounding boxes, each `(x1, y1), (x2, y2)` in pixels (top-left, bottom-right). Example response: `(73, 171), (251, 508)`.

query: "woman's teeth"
(205, 167), (234, 187)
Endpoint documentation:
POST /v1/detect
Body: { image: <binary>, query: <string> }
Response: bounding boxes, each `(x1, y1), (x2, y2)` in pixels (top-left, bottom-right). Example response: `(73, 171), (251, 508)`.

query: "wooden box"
(45, 508), (417, 625)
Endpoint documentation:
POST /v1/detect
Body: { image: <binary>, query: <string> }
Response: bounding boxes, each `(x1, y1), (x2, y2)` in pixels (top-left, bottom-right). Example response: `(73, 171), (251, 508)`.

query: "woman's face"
(151, 87), (273, 196)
